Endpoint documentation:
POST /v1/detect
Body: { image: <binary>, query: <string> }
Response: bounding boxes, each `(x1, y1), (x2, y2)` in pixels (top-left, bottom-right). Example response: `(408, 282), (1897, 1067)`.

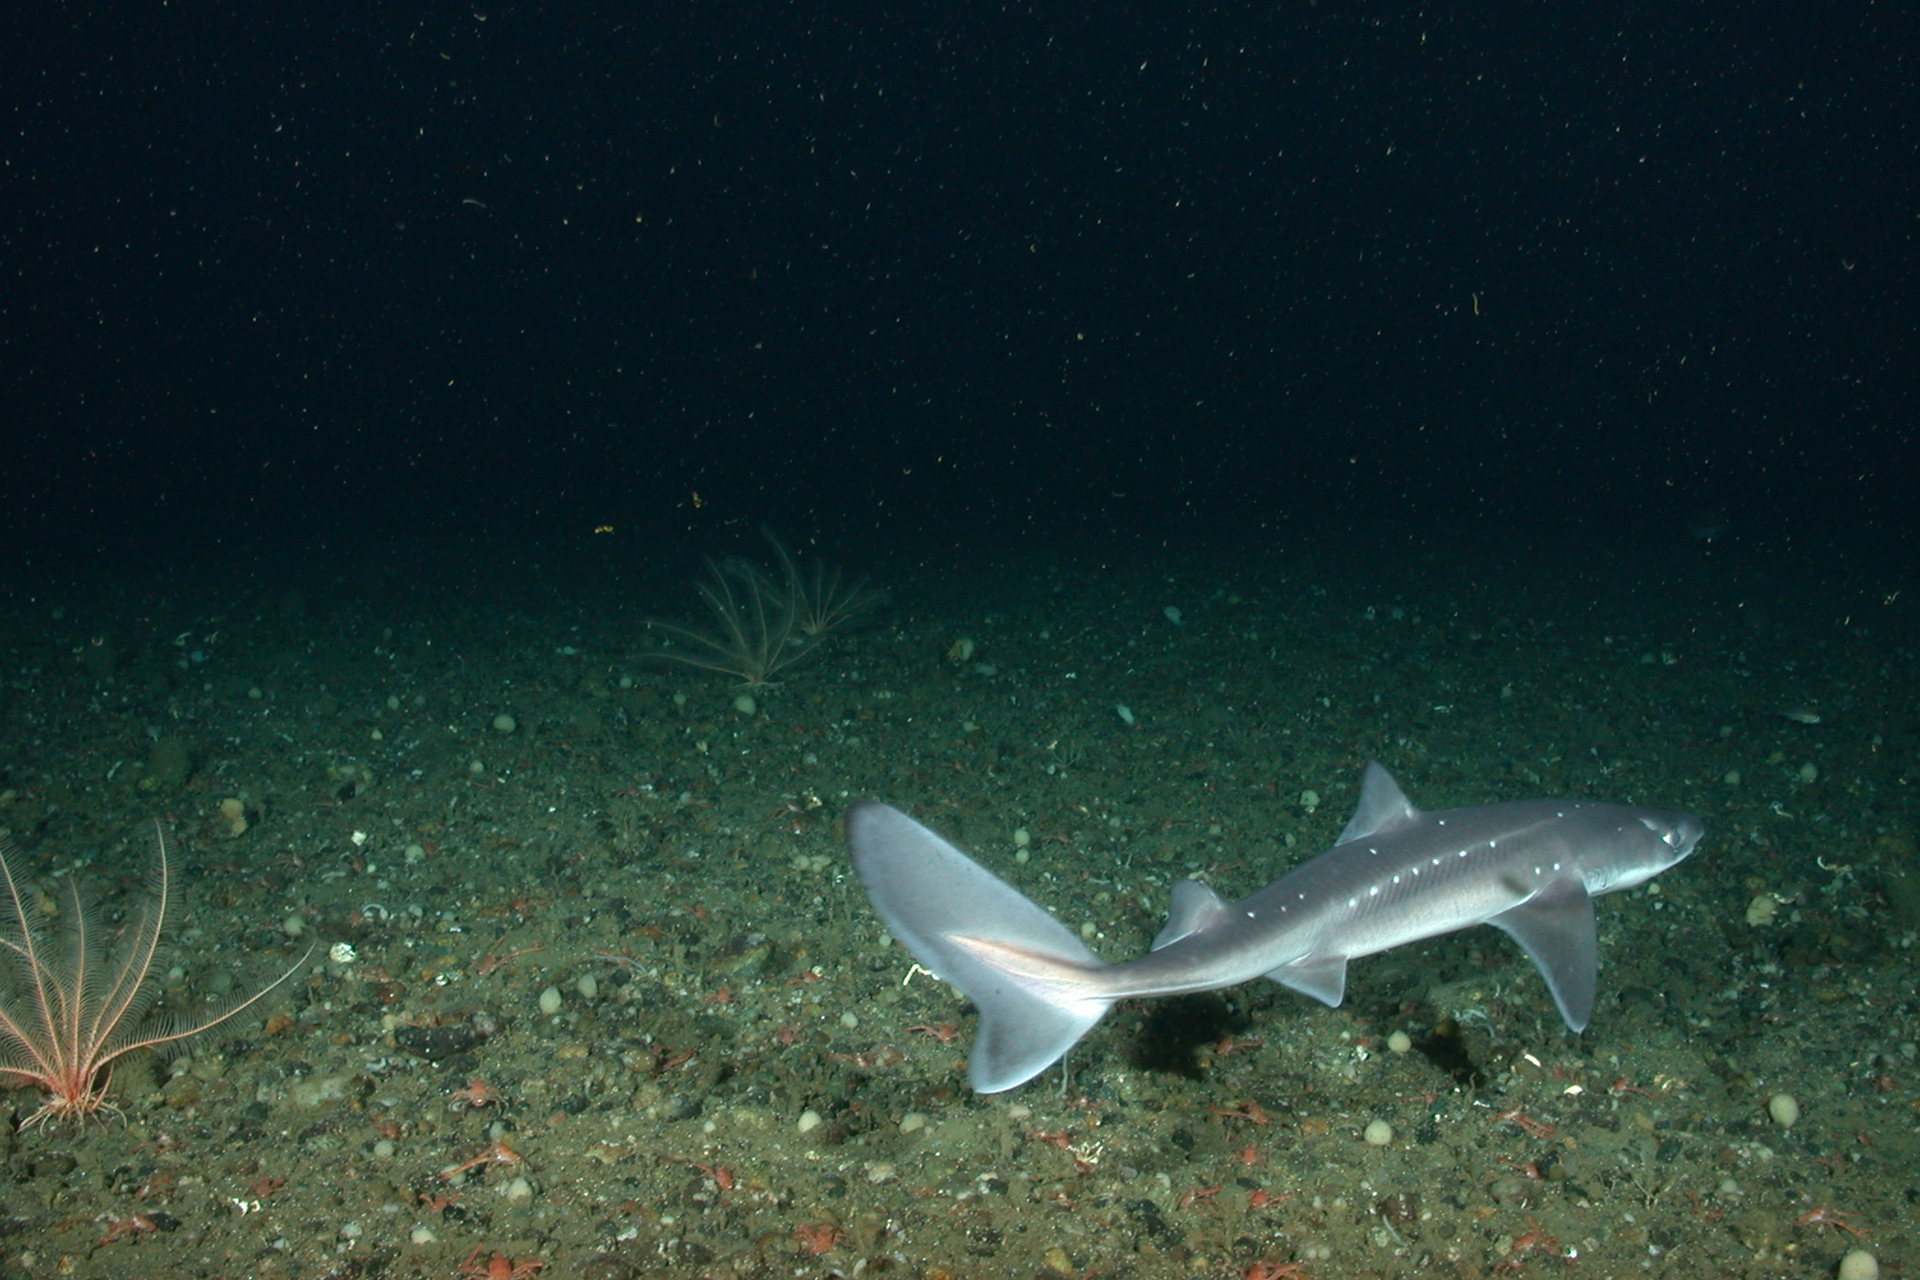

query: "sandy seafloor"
(0, 532), (1911, 1280)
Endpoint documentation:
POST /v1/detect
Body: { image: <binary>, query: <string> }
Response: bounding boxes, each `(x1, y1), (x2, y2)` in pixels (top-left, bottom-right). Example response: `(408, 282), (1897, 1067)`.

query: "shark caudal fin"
(846, 800), (1114, 1092)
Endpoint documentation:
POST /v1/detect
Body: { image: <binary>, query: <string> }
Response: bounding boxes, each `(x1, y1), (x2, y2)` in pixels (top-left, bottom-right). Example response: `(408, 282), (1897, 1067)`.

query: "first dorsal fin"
(1335, 760), (1421, 845)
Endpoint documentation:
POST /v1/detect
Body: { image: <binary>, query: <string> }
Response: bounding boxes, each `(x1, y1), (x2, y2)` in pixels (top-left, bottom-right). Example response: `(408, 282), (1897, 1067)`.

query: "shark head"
(1584, 806), (1705, 895)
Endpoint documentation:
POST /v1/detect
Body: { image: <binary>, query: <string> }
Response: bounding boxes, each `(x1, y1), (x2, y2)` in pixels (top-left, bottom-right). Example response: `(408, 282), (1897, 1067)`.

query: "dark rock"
(394, 1023), (478, 1061)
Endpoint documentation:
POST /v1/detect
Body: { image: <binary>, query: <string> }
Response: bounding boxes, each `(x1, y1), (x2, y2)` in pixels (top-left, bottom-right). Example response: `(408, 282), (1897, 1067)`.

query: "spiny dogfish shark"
(846, 761), (1702, 1092)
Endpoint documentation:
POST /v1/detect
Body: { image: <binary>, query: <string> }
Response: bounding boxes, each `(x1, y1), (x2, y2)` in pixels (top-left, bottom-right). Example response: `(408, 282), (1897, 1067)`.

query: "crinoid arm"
(0, 823), (312, 1127)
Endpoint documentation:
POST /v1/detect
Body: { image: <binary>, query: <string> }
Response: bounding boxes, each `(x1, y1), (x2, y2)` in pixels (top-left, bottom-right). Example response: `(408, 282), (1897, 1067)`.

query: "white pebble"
(500, 1175), (533, 1201)
(840, 1011), (859, 1029)
(538, 985), (563, 1015)
(797, 1108), (823, 1133)
(1838, 1250), (1879, 1280)
(1363, 1119), (1394, 1146)
(575, 973), (598, 1000)
(1386, 1030), (1412, 1055)
(899, 1112), (927, 1133)
(492, 713), (517, 734)
(1767, 1092), (1800, 1129)
(409, 1225), (438, 1245)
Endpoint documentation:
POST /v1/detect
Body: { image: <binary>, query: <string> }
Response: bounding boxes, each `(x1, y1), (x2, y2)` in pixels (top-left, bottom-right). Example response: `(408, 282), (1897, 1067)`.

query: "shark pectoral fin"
(1486, 876), (1598, 1032)
(1268, 954), (1349, 1008)
(1152, 879), (1230, 950)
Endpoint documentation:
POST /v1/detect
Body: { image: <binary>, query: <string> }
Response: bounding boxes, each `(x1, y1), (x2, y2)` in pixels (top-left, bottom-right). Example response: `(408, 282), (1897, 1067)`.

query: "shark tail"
(846, 800), (1115, 1092)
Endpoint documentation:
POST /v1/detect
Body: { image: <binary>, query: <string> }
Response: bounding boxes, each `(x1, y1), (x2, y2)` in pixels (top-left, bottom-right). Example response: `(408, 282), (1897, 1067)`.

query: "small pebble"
(538, 986), (563, 1016)
(492, 713), (517, 734)
(899, 1112), (927, 1133)
(501, 1175), (533, 1201)
(575, 973), (598, 1000)
(1363, 1119), (1394, 1146)
(1838, 1250), (1879, 1280)
(1767, 1092), (1800, 1130)
(797, 1108), (823, 1133)
(1386, 1030), (1412, 1054)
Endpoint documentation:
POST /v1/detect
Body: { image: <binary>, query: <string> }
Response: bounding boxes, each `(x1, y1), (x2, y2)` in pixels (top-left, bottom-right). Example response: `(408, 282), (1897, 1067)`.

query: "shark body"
(847, 761), (1702, 1092)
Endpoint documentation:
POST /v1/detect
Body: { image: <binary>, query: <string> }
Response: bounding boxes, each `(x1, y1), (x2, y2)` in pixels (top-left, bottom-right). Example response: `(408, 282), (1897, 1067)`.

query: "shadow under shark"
(847, 761), (1703, 1092)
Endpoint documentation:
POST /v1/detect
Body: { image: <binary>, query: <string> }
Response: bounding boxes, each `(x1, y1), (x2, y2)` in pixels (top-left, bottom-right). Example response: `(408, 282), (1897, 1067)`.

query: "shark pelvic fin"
(1267, 953), (1349, 1007)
